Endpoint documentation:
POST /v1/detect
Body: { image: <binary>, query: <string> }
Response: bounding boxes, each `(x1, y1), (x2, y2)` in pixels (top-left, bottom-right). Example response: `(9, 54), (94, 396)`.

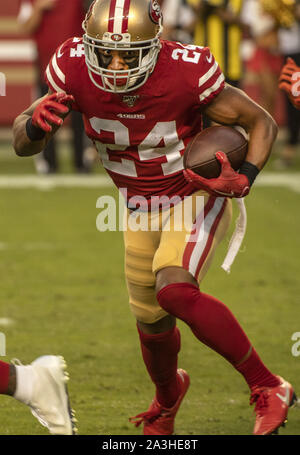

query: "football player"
(0, 356), (76, 434)
(12, 0), (297, 435)
(279, 57), (300, 109)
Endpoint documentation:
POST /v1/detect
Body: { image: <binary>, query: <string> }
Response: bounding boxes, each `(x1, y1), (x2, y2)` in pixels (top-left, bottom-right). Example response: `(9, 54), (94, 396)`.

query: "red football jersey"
(45, 38), (225, 208)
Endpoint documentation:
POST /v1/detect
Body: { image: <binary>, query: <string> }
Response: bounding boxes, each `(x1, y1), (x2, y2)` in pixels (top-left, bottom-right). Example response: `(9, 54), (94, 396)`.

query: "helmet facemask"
(83, 34), (161, 93)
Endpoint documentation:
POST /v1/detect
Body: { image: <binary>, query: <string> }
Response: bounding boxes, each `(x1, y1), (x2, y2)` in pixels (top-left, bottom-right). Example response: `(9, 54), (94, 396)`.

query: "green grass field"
(0, 138), (300, 435)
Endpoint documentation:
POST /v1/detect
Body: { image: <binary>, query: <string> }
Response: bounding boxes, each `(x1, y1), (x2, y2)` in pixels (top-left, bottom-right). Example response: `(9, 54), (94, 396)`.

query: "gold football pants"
(124, 191), (232, 324)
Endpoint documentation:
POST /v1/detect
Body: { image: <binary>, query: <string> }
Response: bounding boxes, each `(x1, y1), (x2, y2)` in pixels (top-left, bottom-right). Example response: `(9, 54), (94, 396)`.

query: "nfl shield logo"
(122, 95), (140, 107)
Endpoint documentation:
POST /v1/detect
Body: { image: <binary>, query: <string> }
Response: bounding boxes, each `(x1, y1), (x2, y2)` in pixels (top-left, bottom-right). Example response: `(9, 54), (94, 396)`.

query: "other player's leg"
(0, 357), (76, 434)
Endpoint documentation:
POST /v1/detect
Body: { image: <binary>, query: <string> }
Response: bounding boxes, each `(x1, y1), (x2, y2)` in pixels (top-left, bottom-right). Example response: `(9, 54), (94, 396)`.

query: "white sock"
(13, 365), (36, 405)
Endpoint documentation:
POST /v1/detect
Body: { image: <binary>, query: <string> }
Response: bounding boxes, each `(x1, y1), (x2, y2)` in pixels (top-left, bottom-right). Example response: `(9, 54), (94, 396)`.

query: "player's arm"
(204, 83), (278, 170)
(19, 0), (56, 36)
(13, 92), (74, 157)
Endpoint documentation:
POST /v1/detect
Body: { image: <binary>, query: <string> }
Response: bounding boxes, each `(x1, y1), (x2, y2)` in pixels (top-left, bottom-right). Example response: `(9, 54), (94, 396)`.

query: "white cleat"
(28, 355), (77, 435)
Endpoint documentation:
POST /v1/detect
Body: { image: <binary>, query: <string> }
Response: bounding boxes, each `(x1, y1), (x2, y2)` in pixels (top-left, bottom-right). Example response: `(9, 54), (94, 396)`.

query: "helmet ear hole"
(82, 0), (163, 93)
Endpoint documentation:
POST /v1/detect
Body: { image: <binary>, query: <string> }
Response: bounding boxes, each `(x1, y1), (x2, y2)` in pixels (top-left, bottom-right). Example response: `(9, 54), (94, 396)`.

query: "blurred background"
(0, 2), (34, 136)
(160, 0), (300, 169)
(0, 0), (96, 174)
(1, 0), (300, 172)
(0, 0), (300, 174)
(0, 0), (300, 436)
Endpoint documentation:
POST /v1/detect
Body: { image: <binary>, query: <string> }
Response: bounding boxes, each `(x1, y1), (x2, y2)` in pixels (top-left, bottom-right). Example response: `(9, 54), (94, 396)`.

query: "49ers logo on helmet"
(111, 34), (123, 42)
(149, 0), (162, 24)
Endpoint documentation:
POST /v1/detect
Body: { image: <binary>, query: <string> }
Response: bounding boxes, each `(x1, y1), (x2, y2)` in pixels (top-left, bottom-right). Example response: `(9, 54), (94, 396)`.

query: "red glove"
(279, 57), (300, 109)
(183, 151), (250, 198)
(32, 92), (75, 133)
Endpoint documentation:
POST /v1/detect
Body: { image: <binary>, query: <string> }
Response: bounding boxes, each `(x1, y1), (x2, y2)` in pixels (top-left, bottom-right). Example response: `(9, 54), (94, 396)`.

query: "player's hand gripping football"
(279, 58), (300, 109)
(183, 151), (250, 198)
(32, 92), (75, 133)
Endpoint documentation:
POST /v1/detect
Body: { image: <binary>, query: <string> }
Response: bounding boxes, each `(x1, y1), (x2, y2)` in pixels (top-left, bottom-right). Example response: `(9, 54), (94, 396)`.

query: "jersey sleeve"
(44, 38), (73, 94)
(194, 46), (225, 106)
(44, 37), (82, 111)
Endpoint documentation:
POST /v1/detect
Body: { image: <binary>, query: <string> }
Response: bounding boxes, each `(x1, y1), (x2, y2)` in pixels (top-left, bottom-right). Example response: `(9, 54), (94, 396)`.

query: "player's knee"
(155, 267), (198, 317)
(156, 280), (200, 324)
(155, 266), (198, 294)
(156, 283), (179, 314)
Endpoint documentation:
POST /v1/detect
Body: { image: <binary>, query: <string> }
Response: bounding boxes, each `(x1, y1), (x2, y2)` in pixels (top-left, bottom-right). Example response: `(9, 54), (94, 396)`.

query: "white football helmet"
(83, 0), (163, 93)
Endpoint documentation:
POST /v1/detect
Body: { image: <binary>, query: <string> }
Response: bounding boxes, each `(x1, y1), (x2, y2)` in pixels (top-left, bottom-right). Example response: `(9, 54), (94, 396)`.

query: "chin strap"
(221, 198), (247, 274)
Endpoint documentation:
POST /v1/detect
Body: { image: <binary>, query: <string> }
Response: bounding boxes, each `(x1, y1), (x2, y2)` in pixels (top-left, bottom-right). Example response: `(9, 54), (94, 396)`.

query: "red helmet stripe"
(121, 0), (131, 33)
(108, 0), (117, 33)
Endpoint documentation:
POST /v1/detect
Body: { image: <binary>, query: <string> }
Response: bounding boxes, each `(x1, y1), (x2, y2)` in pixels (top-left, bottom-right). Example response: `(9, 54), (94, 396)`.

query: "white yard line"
(0, 173), (299, 192)
(255, 173), (300, 193)
(0, 174), (112, 189)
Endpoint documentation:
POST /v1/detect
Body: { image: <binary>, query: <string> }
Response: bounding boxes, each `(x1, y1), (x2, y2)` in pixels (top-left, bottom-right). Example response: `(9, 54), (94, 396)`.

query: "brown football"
(183, 126), (248, 179)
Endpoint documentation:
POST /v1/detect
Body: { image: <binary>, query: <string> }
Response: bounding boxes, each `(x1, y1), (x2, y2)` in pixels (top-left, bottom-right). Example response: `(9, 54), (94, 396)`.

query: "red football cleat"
(250, 376), (298, 435)
(129, 369), (190, 435)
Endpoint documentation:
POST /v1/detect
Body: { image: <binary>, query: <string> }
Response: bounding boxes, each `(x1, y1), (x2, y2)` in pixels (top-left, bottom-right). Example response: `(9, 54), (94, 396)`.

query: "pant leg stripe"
(184, 197), (226, 277)
(194, 198), (227, 279)
(182, 195), (216, 272)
